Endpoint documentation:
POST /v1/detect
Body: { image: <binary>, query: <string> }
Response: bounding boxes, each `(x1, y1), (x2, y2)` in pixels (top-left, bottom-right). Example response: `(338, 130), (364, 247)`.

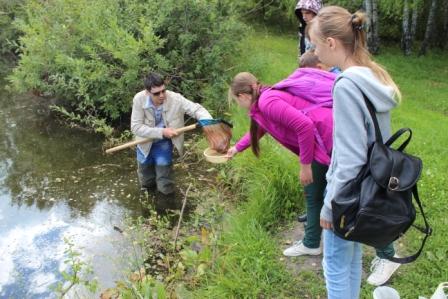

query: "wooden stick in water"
(174, 183), (192, 250)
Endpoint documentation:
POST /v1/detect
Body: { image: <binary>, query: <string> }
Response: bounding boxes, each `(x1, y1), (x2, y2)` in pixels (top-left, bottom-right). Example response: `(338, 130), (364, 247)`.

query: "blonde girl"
(309, 6), (401, 298)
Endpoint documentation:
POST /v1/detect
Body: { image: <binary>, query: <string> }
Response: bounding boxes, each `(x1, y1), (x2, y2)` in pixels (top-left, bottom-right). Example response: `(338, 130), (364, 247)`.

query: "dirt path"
(279, 222), (324, 275)
(279, 221), (371, 279)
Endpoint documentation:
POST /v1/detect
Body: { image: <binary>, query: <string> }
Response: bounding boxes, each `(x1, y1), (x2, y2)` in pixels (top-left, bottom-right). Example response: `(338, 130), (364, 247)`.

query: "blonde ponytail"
(313, 6), (401, 101)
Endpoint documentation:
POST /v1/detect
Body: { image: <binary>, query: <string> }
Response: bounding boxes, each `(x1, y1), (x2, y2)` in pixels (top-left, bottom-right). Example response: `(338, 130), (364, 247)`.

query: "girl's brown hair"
(229, 72), (262, 157)
(311, 6), (401, 101)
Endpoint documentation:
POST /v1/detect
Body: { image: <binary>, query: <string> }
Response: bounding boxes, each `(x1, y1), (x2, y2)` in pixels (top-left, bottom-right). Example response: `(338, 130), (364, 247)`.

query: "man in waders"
(131, 72), (212, 196)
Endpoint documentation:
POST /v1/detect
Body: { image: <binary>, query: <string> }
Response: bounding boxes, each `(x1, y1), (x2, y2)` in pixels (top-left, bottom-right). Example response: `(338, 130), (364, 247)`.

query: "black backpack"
(331, 92), (432, 264)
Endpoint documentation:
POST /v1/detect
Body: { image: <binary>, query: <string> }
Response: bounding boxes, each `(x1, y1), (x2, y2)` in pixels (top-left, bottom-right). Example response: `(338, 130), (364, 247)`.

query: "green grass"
(195, 28), (448, 298)
(228, 29), (298, 84)
(376, 48), (448, 115)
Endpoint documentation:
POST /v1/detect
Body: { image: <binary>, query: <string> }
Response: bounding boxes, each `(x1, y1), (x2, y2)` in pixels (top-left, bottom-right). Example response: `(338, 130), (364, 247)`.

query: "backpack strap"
(301, 101), (331, 114)
(363, 93), (413, 152)
(387, 185), (432, 264)
(362, 93), (384, 144)
(385, 128), (412, 152)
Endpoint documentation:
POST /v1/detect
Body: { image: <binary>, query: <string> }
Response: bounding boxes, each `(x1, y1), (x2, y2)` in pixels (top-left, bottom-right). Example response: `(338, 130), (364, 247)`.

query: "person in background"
(300, 49), (342, 74)
(309, 6), (402, 298)
(131, 72), (212, 196)
(295, 0), (323, 58)
(227, 71), (334, 258)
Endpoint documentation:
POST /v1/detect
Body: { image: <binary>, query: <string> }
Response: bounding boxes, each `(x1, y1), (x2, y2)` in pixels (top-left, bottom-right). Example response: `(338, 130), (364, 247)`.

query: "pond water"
(0, 76), (146, 298)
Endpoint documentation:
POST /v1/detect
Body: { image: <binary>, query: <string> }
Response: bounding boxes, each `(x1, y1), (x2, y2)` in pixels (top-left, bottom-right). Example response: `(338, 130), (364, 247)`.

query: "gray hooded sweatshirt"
(321, 66), (398, 222)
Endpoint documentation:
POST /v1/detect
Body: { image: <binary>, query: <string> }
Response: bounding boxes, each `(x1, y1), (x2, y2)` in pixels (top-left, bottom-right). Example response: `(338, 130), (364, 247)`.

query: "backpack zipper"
(345, 227), (355, 238)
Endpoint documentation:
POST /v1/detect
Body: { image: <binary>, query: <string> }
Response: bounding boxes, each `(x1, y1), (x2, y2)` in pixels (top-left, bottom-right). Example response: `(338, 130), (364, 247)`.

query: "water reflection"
(0, 76), (145, 297)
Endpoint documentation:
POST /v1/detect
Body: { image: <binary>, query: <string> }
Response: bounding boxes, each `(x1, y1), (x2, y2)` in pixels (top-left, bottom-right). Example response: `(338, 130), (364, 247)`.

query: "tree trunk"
(262, 0), (266, 22)
(442, 0), (448, 49)
(364, 0), (374, 52)
(371, 0), (380, 54)
(410, 0), (419, 41)
(402, 0), (412, 55)
(419, 0), (437, 56)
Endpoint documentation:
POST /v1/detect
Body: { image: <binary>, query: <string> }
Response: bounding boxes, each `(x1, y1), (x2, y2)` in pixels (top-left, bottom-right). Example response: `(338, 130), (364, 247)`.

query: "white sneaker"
(367, 256), (401, 286)
(282, 240), (322, 257)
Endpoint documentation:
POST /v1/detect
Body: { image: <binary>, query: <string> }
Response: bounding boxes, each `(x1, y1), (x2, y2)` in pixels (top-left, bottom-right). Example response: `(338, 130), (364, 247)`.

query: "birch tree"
(365, 0), (373, 51)
(371, 0), (380, 54)
(419, 0), (437, 55)
(410, 0), (419, 42)
(403, 0), (419, 55)
(364, 0), (380, 54)
(442, 0), (448, 49)
(402, 0), (412, 55)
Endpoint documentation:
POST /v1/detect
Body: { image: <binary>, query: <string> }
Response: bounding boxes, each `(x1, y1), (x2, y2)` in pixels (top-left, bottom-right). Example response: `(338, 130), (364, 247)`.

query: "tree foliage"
(4, 0), (447, 136)
(0, 0), (24, 59)
(8, 0), (246, 135)
(233, 0), (298, 29)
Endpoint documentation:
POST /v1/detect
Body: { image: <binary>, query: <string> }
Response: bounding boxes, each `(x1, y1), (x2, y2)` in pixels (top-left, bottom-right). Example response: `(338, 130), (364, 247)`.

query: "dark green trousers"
(302, 161), (328, 249)
(376, 243), (395, 259)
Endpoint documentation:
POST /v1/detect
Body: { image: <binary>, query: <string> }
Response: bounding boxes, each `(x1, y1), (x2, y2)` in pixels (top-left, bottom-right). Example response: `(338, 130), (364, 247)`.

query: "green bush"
(232, 0), (297, 30)
(8, 0), (246, 135)
(0, 0), (24, 59)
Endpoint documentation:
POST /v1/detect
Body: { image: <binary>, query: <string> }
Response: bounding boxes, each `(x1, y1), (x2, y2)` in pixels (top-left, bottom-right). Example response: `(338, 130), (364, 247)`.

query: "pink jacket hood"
(273, 68), (336, 107)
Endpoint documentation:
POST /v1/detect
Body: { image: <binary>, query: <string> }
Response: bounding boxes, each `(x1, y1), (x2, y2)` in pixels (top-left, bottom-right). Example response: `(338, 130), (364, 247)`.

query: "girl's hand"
(299, 163), (313, 186)
(320, 218), (333, 230)
(226, 146), (238, 159)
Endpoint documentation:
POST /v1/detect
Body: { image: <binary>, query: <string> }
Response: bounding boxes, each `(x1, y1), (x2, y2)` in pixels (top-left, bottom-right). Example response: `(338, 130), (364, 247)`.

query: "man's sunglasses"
(151, 89), (166, 96)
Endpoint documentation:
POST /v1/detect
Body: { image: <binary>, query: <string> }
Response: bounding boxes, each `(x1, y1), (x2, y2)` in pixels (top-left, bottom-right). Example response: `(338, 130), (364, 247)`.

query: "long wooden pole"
(105, 124), (197, 154)
(174, 183), (192, 250)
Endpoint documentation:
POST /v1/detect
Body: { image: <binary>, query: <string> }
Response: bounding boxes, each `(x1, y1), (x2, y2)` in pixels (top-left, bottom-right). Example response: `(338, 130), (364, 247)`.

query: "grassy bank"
(193, 29), (448, 298)
(193, 32), (313, 298)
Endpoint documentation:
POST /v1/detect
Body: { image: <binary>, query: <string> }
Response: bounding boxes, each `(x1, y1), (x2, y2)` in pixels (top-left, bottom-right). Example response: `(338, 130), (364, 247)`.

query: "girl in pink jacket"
(227, 71), (334, 257)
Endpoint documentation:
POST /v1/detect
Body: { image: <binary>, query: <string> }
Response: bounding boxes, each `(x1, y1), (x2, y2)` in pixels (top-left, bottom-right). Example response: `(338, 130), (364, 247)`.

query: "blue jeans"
(137, 139), (173, 165)
(137, 139), (174, 194)
(322, 229), (363, 299)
